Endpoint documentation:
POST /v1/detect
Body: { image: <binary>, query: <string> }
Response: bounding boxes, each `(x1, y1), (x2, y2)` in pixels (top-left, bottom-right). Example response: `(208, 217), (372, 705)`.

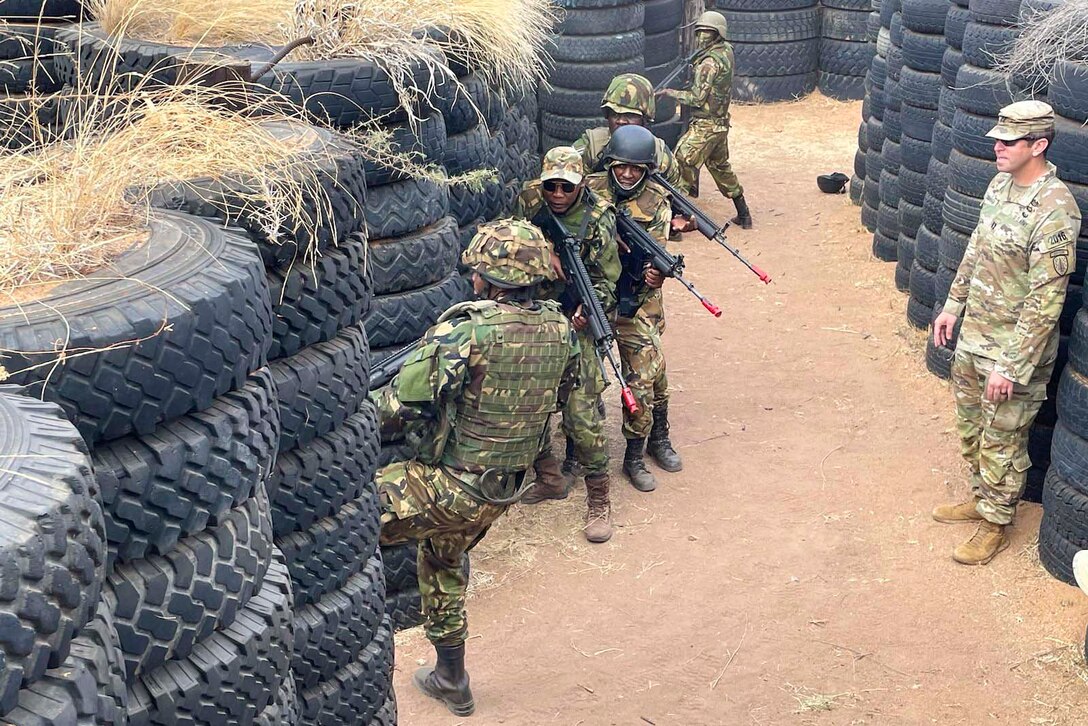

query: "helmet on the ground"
(601, 124), (658, 170)
(600, 73), (656, 120)
(694, 11), (728, 41)
(817, 172), (850, 194)
(461, 219), (557, 289)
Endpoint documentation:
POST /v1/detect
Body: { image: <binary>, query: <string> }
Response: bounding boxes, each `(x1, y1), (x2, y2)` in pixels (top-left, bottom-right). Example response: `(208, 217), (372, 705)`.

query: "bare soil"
(393, 94), (1088, 725)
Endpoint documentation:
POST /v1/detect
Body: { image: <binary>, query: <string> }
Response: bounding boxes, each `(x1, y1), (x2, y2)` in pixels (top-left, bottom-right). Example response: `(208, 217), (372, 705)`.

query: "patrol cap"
(461, 219), (557, 289)
(540, 146), (584, 185)
(986, 100), (1055, 141)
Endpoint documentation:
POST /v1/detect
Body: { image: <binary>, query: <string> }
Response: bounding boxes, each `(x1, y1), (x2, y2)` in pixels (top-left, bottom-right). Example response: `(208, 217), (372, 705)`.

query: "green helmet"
(694, 10), (728, 41)
(461, 219), (557, 289)
(600, 73), (655, 121)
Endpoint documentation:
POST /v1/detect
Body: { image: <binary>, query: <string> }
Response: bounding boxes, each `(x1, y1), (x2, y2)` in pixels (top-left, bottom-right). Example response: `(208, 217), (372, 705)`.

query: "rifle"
(369, 340), (420, 391)
(651, 172), (773, 285)
(584, 189), (722, 318)
(652, 50), (698, 93)
(531, 207), (639, 415)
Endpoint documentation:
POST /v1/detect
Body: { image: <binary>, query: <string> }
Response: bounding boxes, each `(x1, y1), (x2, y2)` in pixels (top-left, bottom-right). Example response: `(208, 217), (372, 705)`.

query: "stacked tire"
(859, 0), (892, 231)
(871, 0), (904, 262)
(819, 0), (877, 101)
(895, 0), (949, 308)
(540, 0), (646, 149)
(642, 0), (688, 147)
(713, 0), (821, 103)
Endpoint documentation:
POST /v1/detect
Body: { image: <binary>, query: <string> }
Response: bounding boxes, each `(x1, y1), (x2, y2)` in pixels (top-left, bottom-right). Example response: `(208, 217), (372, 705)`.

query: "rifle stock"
(368, 340), (420, 391)
(651, 172), (772, 284)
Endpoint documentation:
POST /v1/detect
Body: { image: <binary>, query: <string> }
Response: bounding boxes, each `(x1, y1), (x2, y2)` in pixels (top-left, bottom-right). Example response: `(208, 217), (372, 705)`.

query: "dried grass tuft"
(994, 0), (1088, 93)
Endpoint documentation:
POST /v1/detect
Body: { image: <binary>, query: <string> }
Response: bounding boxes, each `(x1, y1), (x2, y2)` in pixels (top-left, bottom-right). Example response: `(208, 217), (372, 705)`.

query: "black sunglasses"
(543, 180), (577, 194)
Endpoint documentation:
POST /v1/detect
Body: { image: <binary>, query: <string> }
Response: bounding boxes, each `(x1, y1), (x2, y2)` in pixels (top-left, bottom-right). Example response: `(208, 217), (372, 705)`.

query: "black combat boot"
(622, 437), (657, 492)
(413, 642), (475, 716)
(731, 195), (753, 229)
(646, 402), (683, 472)
(563, 434), (582, 478)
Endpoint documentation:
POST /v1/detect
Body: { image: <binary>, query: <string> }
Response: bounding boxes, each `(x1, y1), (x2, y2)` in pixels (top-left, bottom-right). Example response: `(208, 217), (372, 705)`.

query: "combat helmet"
(600, 73), (655, 121)
(694, 10), (728, 41)
(461, 219), (557, 289)
(601, 124), (658, 170)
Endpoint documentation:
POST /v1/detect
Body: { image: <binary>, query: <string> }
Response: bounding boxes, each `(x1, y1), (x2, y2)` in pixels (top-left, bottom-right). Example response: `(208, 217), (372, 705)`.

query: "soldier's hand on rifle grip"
(570, 304), (589, 332)
(933, 311), (958, 348)
(671, 215), (696, 234)
(550, 251), (566, 282)
(644, 265), (666, 289)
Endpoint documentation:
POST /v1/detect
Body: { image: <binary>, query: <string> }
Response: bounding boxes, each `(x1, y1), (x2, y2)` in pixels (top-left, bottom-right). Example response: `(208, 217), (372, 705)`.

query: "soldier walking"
(372, 220), (580, 714)
(586, 124), (684, 493)
(513, 147), (622, 543)
(657, 10), (753, 229)
(933, 101), (1082, 565)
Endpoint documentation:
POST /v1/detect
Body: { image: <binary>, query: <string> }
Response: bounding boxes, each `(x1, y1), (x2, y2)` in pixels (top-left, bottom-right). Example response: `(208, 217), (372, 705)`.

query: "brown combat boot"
(583, 473), (613, 543)
(952, 520), (1009, 565)
(932, 496), (984, 524)
(520, 454), (572, 505)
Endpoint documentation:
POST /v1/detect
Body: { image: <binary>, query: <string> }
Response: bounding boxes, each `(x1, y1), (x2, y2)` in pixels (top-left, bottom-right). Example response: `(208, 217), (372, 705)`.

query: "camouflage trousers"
(539, 329), (608, 475)
(616, 289), (668, 438)
(675, 118), (743, 200)
(951, 349), (1052, 525)
(378, 459), (507, 646)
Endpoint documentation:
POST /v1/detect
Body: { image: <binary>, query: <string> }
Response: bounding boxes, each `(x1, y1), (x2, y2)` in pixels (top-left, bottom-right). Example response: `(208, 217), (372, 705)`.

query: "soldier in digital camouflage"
(657, 10), (753, 229)
(372, 219), (580, 715)
(585, 124), (684, 495)
(512, 146), (622, 544)
(933, 100), (1082, 565)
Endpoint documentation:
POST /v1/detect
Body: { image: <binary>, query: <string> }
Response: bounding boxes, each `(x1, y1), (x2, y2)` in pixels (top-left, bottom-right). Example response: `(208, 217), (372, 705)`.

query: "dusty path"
(392, 95), (1088, 725)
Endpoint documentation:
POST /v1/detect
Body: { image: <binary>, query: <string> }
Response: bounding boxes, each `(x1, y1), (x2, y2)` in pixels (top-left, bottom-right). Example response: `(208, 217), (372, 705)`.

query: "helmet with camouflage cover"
(601, 124), (658, 170)
(694, 10), (728, 41)
(461, 219), (557, 289)
(600, 73), (656, 121)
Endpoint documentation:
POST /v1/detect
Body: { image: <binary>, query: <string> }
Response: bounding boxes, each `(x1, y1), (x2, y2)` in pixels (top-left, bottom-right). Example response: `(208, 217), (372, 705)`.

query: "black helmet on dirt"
(817, 172), (850, 194)
(601, 124), (658, 170)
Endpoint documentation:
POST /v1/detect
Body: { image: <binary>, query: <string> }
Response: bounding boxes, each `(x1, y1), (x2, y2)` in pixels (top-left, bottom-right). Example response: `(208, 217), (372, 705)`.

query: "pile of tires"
(858, 0), (892, 224)
(0, 1), (79, 149)
(642, 0), (688, 147)
(712, 0), (821, 103)
(540, 0), (647, 148)
(819, 0), (877, 101)
(894, 0), (949, 307)
(870, 0), (904, 262)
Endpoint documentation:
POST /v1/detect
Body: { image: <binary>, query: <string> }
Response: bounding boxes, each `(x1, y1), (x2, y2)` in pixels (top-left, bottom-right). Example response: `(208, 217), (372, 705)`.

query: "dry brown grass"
(994, 0), (1088, 93)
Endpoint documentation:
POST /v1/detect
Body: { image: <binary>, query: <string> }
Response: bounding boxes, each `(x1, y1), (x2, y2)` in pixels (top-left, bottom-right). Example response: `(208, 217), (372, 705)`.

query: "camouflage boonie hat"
(541, 146), (584, 185)
(601, 73), (655, 120)
(987, 100), (1055, 141)
(461, 219), (557, 289)
(694, 10), (728, 40)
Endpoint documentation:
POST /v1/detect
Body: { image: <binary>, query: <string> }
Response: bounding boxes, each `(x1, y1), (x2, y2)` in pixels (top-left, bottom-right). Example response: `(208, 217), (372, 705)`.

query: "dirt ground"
(392, 94), (1088, 725)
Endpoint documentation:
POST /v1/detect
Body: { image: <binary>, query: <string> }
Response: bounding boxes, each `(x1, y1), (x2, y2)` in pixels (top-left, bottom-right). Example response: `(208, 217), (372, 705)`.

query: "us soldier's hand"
(985, 370), (1015, 402)
(933, 312), (958, 347)
(644, 265), (665, 288)
(571, 304), (588, 332)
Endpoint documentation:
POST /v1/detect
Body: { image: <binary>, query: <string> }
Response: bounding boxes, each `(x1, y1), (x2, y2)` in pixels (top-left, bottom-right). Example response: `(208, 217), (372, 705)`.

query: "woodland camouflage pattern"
(671, 39), (744, 199)
(586, 170), (673, 438)
(943, 162), (1082, 524)
(539, 145), (585, 185)
(600, 72), (656, 120)
(373, 238), (579, 645)
(461, 218), (558, 289)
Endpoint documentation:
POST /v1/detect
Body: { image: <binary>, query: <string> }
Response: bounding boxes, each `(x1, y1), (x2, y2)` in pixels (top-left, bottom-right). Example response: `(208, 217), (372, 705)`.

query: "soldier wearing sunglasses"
(512, 147), (623, 543)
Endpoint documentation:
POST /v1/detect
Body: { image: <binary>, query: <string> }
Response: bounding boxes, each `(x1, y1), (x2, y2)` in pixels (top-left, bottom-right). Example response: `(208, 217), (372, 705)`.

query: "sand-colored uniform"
(943, 162), (1082, 524)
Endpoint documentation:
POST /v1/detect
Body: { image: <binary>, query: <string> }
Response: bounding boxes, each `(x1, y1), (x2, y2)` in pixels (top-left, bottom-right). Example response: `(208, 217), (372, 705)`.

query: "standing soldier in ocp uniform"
(372, 219), (580, 715)
(933, 101), (1082, 565)
(586, 124), (684, 493)
(512, 146), (622, 544)
(657, 10), (753, 229)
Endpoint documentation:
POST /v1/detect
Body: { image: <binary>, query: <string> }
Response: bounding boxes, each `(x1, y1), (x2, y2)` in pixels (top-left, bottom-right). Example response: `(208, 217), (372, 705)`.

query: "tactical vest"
(439, 300), (571, 474)
(691, 43), (734, 121)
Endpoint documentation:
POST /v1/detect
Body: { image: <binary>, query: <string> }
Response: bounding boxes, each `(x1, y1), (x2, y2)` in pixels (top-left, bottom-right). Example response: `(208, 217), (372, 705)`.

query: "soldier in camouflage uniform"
(373, 220), (580, 714)
(574, 73), (682, 186)
(658, 10), (754, 229)
(586, 124), (684, 493)
(933, 101), (1082, 565)
(512, 146), (622, 543)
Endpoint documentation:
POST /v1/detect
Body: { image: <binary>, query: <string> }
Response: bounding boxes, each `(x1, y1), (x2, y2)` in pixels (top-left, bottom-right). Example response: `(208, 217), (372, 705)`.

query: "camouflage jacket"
(674, 41), (734, 124)
(943, 162), (1083, 384)
(584, 171), (672, 313)
(372, 299), (580, 482)
(512, 181), (622, 313)
(573, 127), (682, 185)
